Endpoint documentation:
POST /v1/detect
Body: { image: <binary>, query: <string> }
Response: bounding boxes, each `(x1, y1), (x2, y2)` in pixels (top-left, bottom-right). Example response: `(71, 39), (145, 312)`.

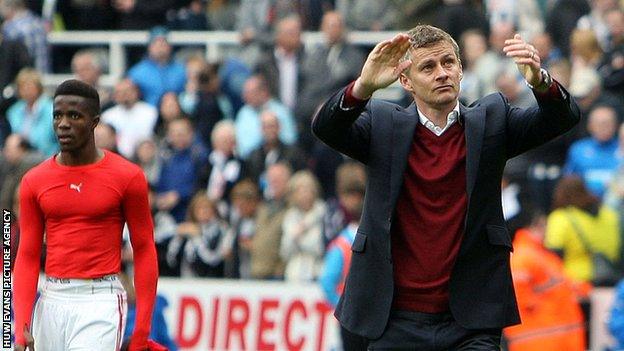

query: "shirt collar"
(417, 102), (460, 136)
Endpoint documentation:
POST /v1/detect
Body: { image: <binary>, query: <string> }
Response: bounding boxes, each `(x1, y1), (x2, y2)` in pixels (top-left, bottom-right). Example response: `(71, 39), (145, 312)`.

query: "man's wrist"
(352, 78), (374, 100)
(526, 68), (552, 92)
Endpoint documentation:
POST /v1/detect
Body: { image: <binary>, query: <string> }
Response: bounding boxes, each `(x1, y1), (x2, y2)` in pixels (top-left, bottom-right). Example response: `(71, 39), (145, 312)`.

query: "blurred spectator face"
(495, 73), (520, 102)
(242, 76), (270, 108)
(593, 0), (618, 13)
(266, 164), (291, 201)
(185, 56), (207, 88)
(288, 171), (320, 211)
(588, 106), (618, 142)
(460, 30), (487, 66)
(606, 9), (624, 43)
(148, 37), (172, 63)
(276, 17), (302, 53)
(531, 33), (553, 62)
(3, 134), (26, 164)
(231, 180), (260, 217)
(211, 122), (236, 155)
(95, 124), (117, 151)
(16, 69), (43, 106)
(489, 22), (514, 53)
(192, 196), (217, 223)
(135, 139), (157, 164)
(167, 119), (194, 150)
(72, 53), (101, 87)
(570, 29), (603, 63)
(260, 110), (280, 145)
(114, 79), (139, 107)
(321, 12), (345, 46)
(160, 92), (183, 121)
(340, 190), (364, 219)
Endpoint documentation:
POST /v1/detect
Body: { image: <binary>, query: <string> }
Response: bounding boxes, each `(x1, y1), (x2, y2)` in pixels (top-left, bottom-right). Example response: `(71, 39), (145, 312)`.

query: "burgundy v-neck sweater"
(391, 121), (468, 313)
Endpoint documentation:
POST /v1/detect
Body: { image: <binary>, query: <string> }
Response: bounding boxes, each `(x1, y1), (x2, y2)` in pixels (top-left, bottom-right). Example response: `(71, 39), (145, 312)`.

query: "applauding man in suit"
(312, 25), (580, 350)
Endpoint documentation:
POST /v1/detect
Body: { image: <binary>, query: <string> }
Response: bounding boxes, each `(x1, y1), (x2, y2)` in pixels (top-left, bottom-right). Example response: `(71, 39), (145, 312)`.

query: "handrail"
(44, 30), (397, 88)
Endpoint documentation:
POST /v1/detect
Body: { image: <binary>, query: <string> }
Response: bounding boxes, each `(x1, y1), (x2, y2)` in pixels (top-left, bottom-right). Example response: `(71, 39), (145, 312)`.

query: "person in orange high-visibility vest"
(320, 179), (368, 351)
(504, 211), (586, 351)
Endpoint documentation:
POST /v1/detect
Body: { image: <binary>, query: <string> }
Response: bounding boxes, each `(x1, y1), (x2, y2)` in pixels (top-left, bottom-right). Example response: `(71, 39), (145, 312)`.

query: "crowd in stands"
(3, 0), (624, 349)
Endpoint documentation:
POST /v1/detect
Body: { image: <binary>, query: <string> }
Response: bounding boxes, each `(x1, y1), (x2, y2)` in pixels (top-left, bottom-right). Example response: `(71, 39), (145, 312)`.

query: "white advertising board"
(157, 278), (341, 351)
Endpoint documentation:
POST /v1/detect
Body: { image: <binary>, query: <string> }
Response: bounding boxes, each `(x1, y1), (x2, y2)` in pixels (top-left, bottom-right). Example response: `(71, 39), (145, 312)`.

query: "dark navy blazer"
(311, 84), (580, 339)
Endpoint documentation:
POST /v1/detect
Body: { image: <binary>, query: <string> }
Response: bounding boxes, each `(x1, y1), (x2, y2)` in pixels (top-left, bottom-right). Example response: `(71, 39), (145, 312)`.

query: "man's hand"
(503, 34), (542, 87)
(15, 325), (35, 351)
(353, 33), (413, 99)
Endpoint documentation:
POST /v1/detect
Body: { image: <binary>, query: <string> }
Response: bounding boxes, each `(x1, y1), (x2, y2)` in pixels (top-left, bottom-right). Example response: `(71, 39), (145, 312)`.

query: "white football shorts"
(31, 274), (127, 351)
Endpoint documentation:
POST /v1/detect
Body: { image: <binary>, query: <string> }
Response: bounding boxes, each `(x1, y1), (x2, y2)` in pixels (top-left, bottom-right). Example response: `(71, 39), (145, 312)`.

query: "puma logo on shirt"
(70, 183), (83, 193)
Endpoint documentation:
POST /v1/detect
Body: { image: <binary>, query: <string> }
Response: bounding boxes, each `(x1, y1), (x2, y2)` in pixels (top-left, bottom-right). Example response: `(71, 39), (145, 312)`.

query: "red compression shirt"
(13, 150), (158, 349)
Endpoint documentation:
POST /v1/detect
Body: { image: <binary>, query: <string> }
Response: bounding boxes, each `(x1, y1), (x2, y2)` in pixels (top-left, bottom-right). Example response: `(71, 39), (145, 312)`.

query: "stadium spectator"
(473, 22), (519, 95)
(504, 210), (586, 351)
(322, 162), (367, 246)
(0, 134), (43, 211)
(531, 32), (564, 69)
(485, 0), (545, 39)
(133, 139), (162, 187)
(280, 170), (326, 282)
(94, 122), (119, 154)
(128, 26), (186, 107)
(244, 110), (306, 188)
(297, 11), (364, 152)
(7, 68), (57, 156)
(234, 74), (297, 158)
(545, 176), (620, 285)
(0, 35), (31, 146)
(598, 8), (624, 97)
(178, 55), (208, 115)
(320, 173), (368, 350)
(0, 0), (48, 72)
(576, 0), (619, 51)
(197, 120), (242, 218)
(250, 162), (291, 279)
(102, 79), (158, 158)
(565, 105), (619, 199)
(191, 65), (231, 146)
(458, 29), (488, 104)
(167, 192), (232, 277)
(570, 28), (604, 71)
(71, 50), (112, 108)
(156, 117), (208, 222)
(226, 179), (261, 279)
(255, 15), (307, 112)
(155, 92), (186, 138)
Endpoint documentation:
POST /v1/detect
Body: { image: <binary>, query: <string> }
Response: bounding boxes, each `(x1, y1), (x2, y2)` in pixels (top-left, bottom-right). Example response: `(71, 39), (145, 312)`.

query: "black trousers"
(367, 310), (502, 351)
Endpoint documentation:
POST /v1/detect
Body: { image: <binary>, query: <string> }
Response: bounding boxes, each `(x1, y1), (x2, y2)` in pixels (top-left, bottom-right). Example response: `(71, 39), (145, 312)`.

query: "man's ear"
(92, 115), (100, 130)
(399, 74), (413, 93)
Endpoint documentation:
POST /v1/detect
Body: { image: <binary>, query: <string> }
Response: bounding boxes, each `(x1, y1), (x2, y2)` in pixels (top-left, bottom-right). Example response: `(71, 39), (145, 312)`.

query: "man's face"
(400, 41), (462, 110)
(260, 112), (280, 144)
(114, 80), (139, 107)
(53, 95), (99, 152)
(588, 107), (618, 142)
(242, 78), (267, 108)
(322, 13), (344, 45)
(148, 37), (172, 62)
(276, 19), (301, 52)
(72, 55), (100, 86)
(167, 120), (193, 150)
